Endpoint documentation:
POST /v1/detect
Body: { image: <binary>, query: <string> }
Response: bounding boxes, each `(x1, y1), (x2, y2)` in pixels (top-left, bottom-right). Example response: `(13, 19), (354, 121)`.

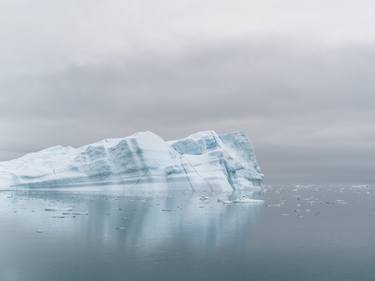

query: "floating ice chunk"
(62, 212), (88, 216)
(218, 198), (264, 205)
(44, 207), (73, 212)
(266, 203), (282, 207)
(335, 200), (347, 205)
(351, 184), (369, 189)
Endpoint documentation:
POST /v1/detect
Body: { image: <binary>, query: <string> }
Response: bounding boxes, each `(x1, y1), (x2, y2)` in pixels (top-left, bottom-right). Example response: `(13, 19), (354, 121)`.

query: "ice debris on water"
(266, 203), (282, 207)
(44, 207), (73, 212)
(218, 197), (264, 205)
(351, 184), (369, 189)
(62, 212), (88, 216)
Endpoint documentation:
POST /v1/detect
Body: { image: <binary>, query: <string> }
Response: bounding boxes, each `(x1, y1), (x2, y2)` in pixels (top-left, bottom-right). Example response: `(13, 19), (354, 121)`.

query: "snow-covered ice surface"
(0, 131), (263, 191)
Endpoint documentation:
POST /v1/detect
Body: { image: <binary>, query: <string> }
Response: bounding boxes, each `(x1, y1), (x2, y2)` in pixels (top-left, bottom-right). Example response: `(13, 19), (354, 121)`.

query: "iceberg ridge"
(0, 131), (263, 191)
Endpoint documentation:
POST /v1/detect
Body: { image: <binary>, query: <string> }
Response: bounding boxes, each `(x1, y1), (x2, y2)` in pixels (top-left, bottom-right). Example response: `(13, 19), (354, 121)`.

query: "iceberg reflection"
(1, 187), (262, 254)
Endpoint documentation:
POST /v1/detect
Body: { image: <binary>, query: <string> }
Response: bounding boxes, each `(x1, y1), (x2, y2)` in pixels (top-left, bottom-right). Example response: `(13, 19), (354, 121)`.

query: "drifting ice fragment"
(218, 198), (264, 205)
(44, 208), (73, 212)
(335, 200), (347, 205)
(351, 185), (369, 189)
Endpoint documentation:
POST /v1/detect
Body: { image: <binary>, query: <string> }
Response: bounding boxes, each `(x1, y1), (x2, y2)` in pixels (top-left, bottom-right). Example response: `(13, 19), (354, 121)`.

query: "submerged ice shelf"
(0, 131), (263, 191)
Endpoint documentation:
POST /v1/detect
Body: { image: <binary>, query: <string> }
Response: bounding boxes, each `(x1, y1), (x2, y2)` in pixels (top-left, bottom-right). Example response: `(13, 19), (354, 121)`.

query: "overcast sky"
(1, 0), (374, 184)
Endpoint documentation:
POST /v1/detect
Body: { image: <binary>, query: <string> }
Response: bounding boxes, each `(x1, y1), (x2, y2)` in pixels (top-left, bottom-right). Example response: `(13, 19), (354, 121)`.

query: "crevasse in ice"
(0, 131), (263, 191)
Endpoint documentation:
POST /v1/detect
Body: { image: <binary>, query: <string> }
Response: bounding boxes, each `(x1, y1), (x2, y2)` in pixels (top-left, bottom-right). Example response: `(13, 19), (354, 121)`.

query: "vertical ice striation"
(168, 131), (263, 190)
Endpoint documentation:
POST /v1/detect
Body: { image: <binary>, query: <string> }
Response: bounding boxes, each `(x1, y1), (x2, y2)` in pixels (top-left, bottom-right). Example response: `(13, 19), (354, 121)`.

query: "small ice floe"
(280, 213), (290, 216)
(161, 209), (174, 212)
(199, 195), (209, 201)
(266, 203), (282, 207)
(335, 199), (347, 205)
(44, 207), (73, 212)
(218, 198), (264, 205)
(116, 226), (126, 230)
(351, 184), (369, 189)
(62, 212), (88, 216)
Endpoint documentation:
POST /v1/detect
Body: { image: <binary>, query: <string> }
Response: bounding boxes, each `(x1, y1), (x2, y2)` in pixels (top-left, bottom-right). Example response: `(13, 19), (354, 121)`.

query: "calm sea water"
(0, 184), (374, 281)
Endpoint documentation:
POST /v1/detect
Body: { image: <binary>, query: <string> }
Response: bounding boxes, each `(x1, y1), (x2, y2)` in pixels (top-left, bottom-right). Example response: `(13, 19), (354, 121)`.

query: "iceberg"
(0, 131), (263, 191)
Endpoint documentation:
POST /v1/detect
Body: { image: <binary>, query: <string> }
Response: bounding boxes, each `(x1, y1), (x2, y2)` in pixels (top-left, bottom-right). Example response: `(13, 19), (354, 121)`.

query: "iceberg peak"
(0, 130), (264, 191)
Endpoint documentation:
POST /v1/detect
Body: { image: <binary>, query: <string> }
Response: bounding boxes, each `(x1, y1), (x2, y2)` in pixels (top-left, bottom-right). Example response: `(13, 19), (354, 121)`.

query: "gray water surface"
(0, 185), (374, 281)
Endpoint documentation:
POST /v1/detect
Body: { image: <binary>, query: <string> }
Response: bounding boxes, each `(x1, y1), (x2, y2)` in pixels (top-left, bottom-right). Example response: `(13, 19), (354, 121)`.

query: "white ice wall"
(0, 131), (263, 191)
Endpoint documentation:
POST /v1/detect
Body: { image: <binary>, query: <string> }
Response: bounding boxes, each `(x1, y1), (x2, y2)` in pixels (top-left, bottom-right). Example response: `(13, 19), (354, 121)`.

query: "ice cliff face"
(0, 131), (263, 191)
